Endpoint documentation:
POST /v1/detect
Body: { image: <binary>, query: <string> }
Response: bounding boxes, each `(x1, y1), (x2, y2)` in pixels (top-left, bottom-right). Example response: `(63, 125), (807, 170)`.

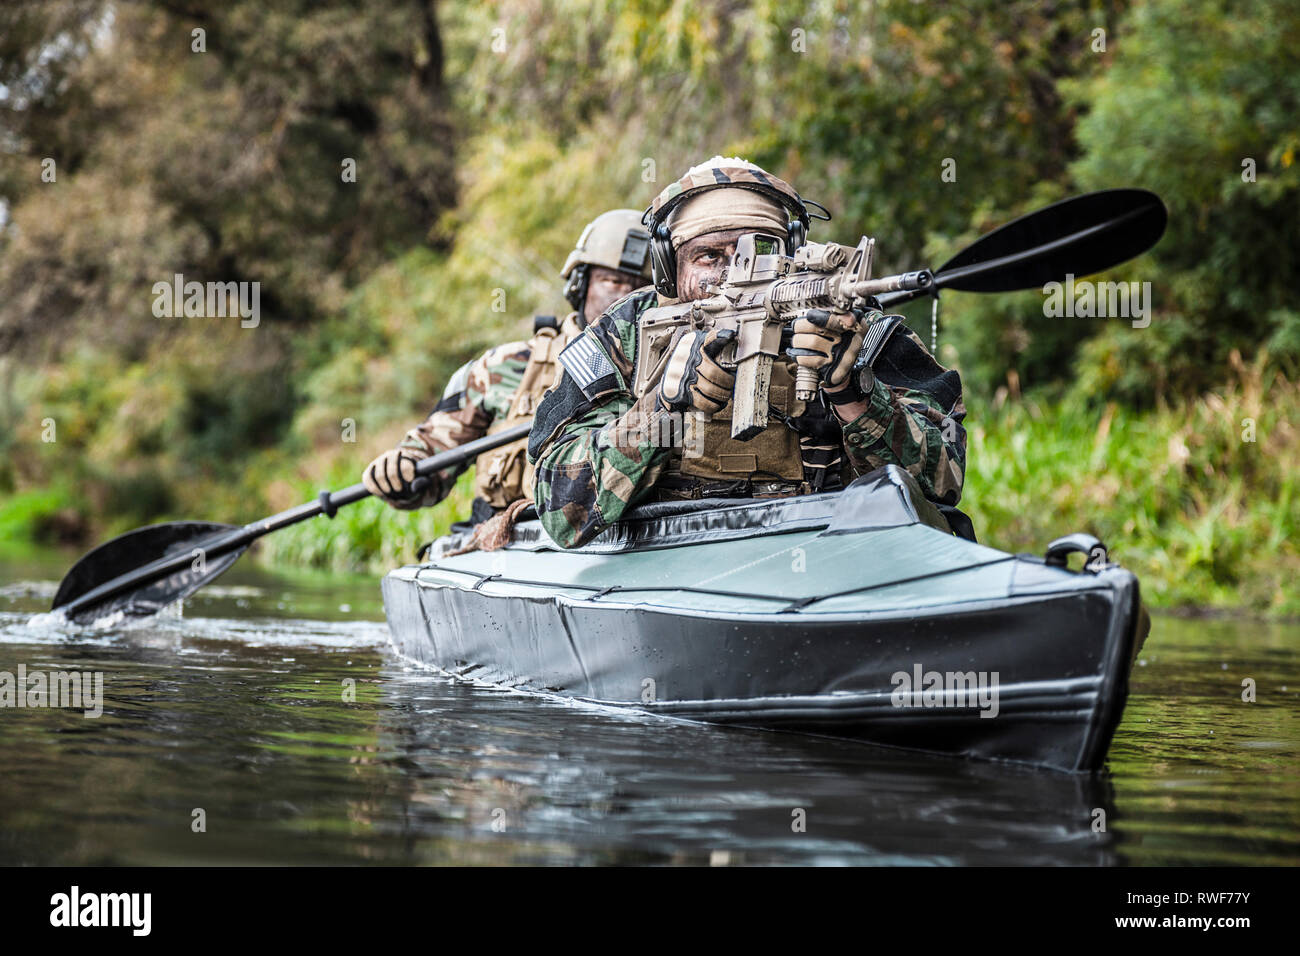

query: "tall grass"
(963, 353), (1297, 615)
(257, 464), (478, 574)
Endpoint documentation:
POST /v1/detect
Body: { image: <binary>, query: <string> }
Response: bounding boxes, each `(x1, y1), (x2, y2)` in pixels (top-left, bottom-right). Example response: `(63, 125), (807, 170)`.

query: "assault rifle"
(631, 188), (1170, 441)
(633, 232), (930, 440)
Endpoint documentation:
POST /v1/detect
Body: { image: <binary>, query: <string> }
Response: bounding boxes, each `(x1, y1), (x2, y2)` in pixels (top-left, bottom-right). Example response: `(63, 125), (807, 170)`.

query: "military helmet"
(641, 156), (828, 298)
(645, 156), (808, 229)
(561, 209), (653, 312)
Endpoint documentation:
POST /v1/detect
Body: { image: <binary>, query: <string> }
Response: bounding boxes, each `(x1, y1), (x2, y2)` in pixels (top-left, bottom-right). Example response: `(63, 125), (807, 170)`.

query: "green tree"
(1067, 0), (1300, 402)
(0, 0), (455, 355)
(0, 0), (456, 528)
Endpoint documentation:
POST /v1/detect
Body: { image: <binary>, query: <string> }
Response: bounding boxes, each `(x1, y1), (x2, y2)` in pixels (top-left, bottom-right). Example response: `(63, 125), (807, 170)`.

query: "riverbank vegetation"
(251, 354), (1299, 618)
(2, 0), (1297, 615)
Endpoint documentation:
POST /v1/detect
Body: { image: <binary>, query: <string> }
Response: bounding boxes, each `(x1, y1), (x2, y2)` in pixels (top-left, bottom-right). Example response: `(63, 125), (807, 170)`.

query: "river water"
(1, 550), (1296, 866)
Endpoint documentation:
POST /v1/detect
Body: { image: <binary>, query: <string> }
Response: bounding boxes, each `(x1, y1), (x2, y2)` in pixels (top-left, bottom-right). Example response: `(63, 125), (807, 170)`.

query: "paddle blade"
(934, 188), (1167, 293)
(53, 521), (244, 624)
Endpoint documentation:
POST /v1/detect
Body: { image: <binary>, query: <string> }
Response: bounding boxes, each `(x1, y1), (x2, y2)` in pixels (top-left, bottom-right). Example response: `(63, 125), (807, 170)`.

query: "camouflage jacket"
(393, 339), (531, 509)
(528, 288), (967, 549)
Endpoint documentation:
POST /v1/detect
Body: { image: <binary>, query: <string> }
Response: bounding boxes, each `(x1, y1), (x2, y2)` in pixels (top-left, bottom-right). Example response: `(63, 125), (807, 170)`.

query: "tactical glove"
(363, 446), (432, 509)
(657, 328), (737, 415)
(786, 308), (868, 391)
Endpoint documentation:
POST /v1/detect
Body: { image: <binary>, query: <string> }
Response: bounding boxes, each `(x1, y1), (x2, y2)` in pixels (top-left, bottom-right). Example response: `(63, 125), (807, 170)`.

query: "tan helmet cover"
(646, 156), (806, 239)
(561, 209), (654, 280)
(665, 188), (789, 250)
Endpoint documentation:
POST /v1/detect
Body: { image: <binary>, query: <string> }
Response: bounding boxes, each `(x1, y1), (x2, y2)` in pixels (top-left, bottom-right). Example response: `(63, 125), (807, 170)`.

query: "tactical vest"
(648, 352), (812, 499)
(473, 314), (580, 509)
(631, 303), (916, 500)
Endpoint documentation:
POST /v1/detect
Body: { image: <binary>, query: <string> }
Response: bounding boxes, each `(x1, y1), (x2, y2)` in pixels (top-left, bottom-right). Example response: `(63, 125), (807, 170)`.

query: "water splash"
(23, 608), (69, 630)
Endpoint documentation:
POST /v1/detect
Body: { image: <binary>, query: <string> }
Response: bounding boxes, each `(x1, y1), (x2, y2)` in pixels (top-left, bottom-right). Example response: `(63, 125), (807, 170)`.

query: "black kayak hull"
(382, 467), (1144, 772)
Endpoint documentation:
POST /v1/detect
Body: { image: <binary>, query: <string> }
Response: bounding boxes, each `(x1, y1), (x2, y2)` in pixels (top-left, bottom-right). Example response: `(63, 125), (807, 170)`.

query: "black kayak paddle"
(875, 188), (1167, 307)
(51, 421), (532, 625)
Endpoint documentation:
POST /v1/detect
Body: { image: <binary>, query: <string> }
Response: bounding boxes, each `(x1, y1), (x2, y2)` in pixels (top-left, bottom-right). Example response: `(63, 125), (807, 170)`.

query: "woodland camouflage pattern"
(392, 339), (530, 509)
(530, 289), (967, 548)
(648, 159), (803, 223)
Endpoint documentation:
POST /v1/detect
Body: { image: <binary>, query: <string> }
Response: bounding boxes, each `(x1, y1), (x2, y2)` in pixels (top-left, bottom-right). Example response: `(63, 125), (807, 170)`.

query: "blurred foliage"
(0, 0), (454, 347)
(963, 355), (1298, 615)
(259, 467), (479, 573)
(1, 0), (1297, 613)
(446, 0), (1120, 266)
(923, 0), (1300, 401)
(1, 0), (456, 532)
(1063, 0), (1300, 402)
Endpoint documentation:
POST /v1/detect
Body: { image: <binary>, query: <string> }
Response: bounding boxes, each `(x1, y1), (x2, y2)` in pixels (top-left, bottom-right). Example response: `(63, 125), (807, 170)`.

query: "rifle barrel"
(848, 270), (932, 299)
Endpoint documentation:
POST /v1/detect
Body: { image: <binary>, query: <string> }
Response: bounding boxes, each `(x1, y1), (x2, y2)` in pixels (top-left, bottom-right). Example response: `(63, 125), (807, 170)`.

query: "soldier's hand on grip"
(657, 328), (737, 415)
(787, 308), (868, 390)
(363, 447), (431, 509)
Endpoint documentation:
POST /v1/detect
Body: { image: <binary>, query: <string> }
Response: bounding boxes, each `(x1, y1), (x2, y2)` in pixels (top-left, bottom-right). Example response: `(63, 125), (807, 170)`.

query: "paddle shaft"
(56, 421), (533, 618)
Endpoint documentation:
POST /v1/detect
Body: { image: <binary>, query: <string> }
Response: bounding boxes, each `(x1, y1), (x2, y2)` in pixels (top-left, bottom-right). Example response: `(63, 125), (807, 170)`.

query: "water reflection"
(0, 612), (1120, 865)
(373, 670), (1122, 865)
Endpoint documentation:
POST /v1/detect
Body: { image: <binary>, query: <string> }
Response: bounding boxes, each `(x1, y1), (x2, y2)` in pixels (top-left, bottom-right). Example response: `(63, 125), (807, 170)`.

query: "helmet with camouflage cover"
(561, 209), (654, 313)
(642, 156), (827, 298)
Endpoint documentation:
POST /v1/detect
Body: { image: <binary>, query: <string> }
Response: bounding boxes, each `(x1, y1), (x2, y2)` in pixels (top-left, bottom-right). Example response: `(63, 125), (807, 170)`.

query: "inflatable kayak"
(382, 466), (1147, 772)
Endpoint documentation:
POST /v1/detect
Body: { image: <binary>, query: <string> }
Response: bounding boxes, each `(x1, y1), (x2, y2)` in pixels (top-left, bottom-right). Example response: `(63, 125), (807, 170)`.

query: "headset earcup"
(650, 224), (677, 298)
(787, 220), (807, 254)
(562, 264), (585, 312)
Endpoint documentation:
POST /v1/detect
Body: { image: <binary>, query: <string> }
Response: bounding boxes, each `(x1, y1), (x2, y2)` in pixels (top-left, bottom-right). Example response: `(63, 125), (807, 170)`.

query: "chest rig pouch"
(632, 308), (806, 486)
(474, 316), (575, 509)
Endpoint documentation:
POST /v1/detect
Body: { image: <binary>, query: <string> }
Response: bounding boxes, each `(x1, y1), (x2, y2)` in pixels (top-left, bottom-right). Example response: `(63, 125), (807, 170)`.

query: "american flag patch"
(558, 334), (617, 393)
